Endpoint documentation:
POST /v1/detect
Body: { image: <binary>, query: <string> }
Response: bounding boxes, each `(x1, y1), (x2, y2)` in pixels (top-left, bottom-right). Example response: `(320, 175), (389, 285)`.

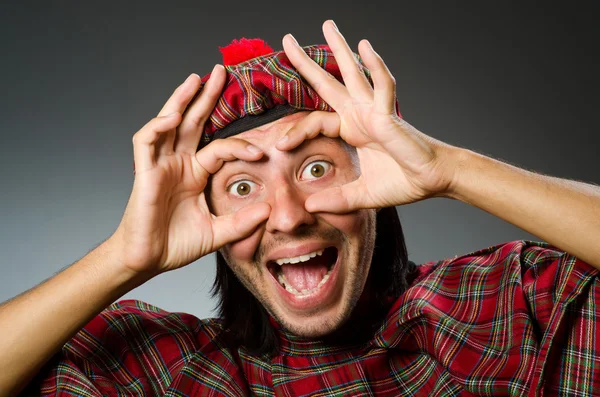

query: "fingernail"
(247, 145), (262, 154)
(287, 34), (299, 47)
(330, 20), (339, 31)
(365, 39), (377, 53)
(186, 73), (199, 82)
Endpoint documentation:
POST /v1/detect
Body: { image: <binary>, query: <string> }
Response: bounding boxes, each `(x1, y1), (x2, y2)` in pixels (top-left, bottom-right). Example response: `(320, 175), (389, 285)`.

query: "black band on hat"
(200, 105), (302, 148)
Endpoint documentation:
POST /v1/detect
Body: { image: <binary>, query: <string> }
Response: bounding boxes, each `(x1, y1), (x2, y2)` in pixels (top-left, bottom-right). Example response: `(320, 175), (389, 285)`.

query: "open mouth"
(267, 247), (338, 296)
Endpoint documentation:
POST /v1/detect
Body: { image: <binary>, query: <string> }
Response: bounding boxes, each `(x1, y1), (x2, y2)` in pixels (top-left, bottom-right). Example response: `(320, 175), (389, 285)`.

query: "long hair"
(210, 206), (417, 357)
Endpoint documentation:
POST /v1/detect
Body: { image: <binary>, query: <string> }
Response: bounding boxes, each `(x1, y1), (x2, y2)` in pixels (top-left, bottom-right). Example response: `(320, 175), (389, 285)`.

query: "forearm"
(447, 147), (600, 269)
(0, 237), (153, 397)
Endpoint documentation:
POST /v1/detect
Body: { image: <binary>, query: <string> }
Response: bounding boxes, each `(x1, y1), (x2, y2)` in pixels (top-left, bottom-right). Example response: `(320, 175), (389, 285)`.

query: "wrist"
(96, 233), (158, 290)
(430, 144), (471, 200)
(442, 147), (492, 202)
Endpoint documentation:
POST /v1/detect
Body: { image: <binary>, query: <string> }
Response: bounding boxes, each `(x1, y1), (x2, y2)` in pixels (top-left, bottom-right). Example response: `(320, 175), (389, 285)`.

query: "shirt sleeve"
(517, 241), (600, 396)
(20, 300), (229, 396)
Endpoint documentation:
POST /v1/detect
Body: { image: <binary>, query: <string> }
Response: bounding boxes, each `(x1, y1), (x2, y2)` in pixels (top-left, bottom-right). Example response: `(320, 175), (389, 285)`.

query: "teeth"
(275, 249), (324, 265)
(276, 267), (333, 296)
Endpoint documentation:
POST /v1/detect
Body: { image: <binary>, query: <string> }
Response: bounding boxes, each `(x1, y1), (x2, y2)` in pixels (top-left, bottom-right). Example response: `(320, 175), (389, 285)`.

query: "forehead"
(214, 111), (357, 175)
(225, 111), (352, 158)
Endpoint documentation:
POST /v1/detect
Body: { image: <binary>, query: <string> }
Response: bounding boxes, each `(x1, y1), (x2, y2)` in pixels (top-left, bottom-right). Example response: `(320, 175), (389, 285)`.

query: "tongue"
(280, 256), (329, 291)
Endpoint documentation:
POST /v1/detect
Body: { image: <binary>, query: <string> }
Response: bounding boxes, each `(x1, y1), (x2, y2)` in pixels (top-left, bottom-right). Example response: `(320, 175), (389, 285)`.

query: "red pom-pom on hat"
(219, 38), (274, 66)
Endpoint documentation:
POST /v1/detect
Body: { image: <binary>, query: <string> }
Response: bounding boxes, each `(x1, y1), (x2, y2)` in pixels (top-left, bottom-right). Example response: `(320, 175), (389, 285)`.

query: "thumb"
(305, 181), (365, 214)
(211, 203), (271, 249)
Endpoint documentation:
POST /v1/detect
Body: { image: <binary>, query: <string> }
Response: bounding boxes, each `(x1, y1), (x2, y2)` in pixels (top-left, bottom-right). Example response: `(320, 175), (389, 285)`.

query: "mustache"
(254, 226), (346, 265)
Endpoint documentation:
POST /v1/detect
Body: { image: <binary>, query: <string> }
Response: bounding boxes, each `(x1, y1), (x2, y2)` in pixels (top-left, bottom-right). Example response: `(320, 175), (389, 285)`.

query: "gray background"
(1, 1), (598, 318)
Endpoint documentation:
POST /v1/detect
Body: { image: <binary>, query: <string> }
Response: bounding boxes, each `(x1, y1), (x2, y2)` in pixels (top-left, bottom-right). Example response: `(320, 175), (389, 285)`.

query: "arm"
(448, 148), (600, 269)
(0, 68), (270, 397)
(0, 239), (150, 397)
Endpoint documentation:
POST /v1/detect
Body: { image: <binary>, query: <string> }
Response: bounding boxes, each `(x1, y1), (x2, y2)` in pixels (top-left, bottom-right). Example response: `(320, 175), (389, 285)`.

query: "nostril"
(265, 207), (316, 233)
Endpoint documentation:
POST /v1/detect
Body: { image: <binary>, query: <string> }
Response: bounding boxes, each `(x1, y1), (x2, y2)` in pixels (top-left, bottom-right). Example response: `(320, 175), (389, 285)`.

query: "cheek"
(209, 193), (235, 215)
(223, 226), (264, 263)
(321, 209), (374, 237)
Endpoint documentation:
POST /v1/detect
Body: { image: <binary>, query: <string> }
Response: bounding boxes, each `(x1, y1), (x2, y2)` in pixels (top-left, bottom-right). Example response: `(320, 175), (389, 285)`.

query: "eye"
(300, 160), (332, 180)
(228, 180), (258, 198)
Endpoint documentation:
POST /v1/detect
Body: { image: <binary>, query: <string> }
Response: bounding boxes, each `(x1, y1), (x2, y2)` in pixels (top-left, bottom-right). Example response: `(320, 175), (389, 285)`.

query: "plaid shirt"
(23, 240), (600, 396)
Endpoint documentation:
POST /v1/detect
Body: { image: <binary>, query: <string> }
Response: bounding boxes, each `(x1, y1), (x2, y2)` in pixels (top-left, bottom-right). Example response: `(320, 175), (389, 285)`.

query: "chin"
(267, 269), (368, 339)
(277, 306), (350, 339)
(273, 299), (353, 338)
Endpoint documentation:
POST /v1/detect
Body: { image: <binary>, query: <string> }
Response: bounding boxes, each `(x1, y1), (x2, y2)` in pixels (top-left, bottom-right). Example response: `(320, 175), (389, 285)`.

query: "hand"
(277, 20), (459, 213)
(111, 67), (270, 275)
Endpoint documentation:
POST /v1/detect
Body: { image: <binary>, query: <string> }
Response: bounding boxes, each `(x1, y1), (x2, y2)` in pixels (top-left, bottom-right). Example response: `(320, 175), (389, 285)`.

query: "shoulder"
(379, 240), (598, 349)
(414, 240), (596, 285)
(25, 300), (238, 396)
(99, 299), (225, 337)
(65, 299), (231, 366)
(395, 240), (598, 324)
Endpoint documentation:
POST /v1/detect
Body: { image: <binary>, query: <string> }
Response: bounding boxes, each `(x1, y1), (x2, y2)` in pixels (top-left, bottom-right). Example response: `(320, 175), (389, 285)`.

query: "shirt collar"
(267, 291), (393, 357)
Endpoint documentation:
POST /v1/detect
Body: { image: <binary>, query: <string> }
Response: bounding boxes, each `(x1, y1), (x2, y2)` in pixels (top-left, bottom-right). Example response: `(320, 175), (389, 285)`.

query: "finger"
(132, 113), (182, 173)
(157, 73), (203, 117)
(282, 34), (350, 112)
(276, 111), (341, 151)
(211, 202), (271, 249)
(156, 74), (203, 156)
(194, 138), (264, 179)
(358, 40), (397, 114)
(175, 65), (227, 154)
(322, 20), (373, 99)
(304, 180), (366, 213)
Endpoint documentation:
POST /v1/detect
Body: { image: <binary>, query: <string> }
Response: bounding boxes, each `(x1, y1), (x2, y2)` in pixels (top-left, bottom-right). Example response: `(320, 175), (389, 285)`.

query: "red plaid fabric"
(23, 240), (600, 396)
(198, 44), (400, 148)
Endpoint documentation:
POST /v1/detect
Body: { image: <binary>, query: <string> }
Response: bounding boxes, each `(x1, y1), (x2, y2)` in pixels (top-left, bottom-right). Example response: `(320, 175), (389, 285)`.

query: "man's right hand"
(0, 66), (273, 397)
(111, 66), (271, 276)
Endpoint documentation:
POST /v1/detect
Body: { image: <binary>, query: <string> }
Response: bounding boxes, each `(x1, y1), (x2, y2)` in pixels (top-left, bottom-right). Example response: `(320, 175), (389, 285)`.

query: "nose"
(265, 181), (316, 234)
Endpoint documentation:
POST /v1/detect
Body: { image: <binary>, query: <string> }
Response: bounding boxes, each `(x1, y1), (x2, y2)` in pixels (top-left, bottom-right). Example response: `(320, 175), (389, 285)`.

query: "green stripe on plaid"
(198, 44), (382, 149)
(24, 241), (600, 396)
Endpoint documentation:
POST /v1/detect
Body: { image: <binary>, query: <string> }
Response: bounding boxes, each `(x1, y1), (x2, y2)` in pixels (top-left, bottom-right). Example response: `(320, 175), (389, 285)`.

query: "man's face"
(208, 112), (376, 338)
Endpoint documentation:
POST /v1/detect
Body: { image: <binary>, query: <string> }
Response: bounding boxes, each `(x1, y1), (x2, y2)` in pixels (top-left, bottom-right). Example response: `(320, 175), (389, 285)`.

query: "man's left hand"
(277, 20), (459, 213)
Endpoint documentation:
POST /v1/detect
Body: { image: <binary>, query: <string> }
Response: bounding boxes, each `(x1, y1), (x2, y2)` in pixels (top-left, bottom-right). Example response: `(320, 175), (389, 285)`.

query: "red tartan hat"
(197, 38), (399, 148)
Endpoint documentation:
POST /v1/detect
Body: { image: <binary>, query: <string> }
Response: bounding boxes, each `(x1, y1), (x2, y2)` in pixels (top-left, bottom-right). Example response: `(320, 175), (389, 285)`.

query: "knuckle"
(133, 124), (158, 145)
(172, 82), (185, 96)
(145, 116), (162, 130)
(132, 130), (146, 145)
(224, 137), (246, 147)
(389, 75), (397, 87)
(202, 139), (227, 158)
(311, 80), (322, 91)
(189, 114), (206, 128)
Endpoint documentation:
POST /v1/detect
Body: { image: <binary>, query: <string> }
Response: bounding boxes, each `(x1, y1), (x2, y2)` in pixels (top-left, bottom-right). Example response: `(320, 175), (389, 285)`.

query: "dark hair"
(210, 206), (417, 357)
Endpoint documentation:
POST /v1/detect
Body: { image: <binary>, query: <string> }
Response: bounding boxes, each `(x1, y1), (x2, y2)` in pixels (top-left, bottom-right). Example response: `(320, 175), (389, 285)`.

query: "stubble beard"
(221, 210), (377, 339)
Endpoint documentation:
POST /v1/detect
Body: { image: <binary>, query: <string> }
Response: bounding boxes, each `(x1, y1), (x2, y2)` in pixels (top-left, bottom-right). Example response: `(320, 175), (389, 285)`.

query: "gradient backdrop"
(1, 1), (598, 318)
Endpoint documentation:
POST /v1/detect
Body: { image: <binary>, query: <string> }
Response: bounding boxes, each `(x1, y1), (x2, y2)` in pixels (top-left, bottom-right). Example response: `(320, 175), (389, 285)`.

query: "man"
(2, 20), (599, 396)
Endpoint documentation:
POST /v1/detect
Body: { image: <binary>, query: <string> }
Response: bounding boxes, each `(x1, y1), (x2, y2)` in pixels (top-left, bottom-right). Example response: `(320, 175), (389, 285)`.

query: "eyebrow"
(214, 136), (341, 175)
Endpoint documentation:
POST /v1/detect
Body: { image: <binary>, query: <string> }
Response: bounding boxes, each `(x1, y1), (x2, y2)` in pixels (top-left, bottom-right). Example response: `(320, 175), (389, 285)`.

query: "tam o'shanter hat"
(198, 38), (401, 149)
